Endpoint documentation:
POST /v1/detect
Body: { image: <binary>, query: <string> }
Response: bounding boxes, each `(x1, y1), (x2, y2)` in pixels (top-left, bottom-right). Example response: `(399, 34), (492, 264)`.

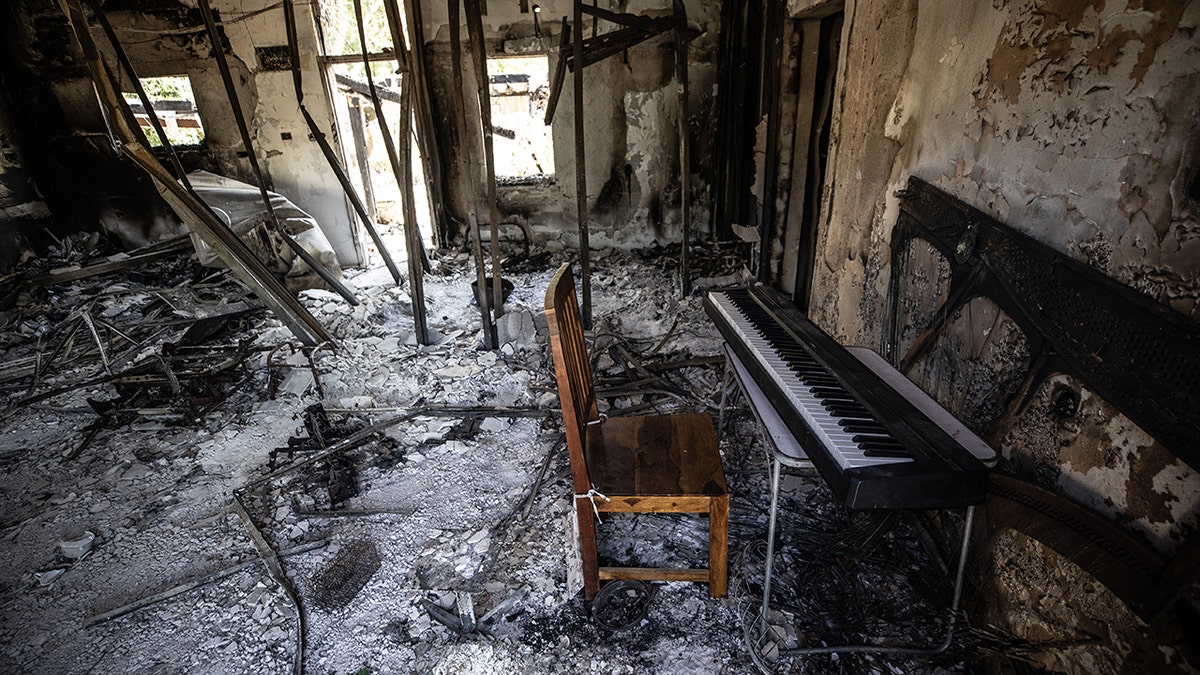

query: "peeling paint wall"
(422, 0), (720, 249)
(808, 0), (1200, 665)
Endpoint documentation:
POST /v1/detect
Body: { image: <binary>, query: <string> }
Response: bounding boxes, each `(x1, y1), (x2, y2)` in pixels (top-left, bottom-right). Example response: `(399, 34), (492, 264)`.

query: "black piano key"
(851, 433), (900, 446)
(793, 371), (833, 384)
(808, 382), (848, 392)
(825, 404), (872, 417)
(864, 448), (913, 458)
(839, 421), (888, 434)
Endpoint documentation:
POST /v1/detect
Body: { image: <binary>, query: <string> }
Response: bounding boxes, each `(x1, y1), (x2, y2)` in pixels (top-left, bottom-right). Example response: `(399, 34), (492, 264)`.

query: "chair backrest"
(544, 263), (597, 493)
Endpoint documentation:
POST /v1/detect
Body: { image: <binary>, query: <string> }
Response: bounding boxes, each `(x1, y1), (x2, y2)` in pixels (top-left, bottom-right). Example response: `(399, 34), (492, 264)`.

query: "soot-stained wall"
(0, 0), (360, 266)
(805, 0), (1199, 669)
(422, 0), (721, 250)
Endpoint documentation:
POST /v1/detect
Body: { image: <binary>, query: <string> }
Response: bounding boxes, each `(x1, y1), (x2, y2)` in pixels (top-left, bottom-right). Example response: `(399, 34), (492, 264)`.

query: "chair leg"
(708, 494), (729, 598)
(577, 502), (601, 600)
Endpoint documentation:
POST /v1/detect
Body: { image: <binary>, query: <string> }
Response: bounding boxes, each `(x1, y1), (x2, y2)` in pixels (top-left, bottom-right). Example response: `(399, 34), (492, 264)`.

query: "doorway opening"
(316, 0), (435, 264)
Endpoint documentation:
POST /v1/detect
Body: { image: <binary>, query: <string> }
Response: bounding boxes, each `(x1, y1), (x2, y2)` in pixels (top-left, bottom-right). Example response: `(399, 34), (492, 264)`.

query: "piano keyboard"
(708, 291), (914, 470)
(705, 286), (990, 510)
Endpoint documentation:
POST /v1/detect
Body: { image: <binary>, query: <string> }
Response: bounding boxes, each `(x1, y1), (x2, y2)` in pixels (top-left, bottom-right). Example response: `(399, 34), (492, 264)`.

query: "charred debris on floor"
(1, 239), (772, 668)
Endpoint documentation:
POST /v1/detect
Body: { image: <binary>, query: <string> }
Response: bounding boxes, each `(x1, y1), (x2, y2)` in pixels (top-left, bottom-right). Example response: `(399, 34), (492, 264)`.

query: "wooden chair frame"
(545, 263), (728, 600)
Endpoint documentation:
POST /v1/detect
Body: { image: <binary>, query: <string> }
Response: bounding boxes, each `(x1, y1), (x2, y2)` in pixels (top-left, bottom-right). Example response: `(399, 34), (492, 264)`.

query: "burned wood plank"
(543, 18), (571, 126)
(26, 238), (193, 288)
(565, 19), (678, 72)
(579, 4), (663, 31)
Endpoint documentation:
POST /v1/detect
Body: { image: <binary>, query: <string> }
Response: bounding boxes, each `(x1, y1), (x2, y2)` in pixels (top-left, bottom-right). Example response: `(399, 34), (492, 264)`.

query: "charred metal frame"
(885, 177), (1200, 474)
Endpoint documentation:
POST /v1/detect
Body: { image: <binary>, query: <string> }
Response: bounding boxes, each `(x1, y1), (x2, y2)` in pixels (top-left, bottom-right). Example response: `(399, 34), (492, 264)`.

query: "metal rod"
(281, 0), (402, 285)
(463, 0), (506, 319)
(397, 75), (430, 343)
(447, 0), (498, 349)
(350, 0), (431, 343)
(573, 0), (591, 329)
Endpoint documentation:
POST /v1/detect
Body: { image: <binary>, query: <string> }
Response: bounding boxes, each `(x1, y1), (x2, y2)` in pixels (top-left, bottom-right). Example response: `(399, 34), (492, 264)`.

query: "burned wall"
(0, 0), (362, 265)
(0, 0), (171, 259)
(807, 0), (1200, 669)
(422, 0), (720, 250)
(0, 74), (53, 272)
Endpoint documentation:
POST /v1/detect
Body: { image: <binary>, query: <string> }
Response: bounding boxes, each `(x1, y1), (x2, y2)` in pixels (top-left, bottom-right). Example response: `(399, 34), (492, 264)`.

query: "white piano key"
(709, 292), (915, 471)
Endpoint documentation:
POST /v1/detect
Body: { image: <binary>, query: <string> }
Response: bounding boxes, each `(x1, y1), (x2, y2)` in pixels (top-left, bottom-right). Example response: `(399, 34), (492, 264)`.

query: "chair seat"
(585, 412), (727, 498)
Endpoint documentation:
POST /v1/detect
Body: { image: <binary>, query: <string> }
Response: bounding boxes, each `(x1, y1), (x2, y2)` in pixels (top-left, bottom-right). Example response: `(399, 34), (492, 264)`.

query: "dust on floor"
(0, 247), (972, 674)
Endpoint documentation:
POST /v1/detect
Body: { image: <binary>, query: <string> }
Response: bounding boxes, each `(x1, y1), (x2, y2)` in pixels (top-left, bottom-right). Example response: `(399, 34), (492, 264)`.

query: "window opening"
(316, 0), (435, 257)
(122, 75), (205, 147)
(487, 54), (553, 183)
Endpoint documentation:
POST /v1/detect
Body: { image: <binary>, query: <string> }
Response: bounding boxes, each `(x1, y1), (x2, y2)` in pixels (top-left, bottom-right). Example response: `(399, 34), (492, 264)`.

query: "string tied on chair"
(575, 485), (611, 523)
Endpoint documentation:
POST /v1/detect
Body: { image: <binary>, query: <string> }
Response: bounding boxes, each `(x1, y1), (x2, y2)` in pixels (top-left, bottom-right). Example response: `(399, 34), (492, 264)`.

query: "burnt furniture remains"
(545, 263), (729, 601)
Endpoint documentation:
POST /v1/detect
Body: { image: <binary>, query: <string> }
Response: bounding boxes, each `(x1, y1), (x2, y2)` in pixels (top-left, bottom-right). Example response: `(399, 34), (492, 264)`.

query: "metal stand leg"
(760, 453), (783, 636)
(718, 353), (734, 436)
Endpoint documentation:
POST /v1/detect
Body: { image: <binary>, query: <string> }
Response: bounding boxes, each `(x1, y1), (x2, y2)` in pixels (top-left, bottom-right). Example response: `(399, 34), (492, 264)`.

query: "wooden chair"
(544, 263), (728, 600)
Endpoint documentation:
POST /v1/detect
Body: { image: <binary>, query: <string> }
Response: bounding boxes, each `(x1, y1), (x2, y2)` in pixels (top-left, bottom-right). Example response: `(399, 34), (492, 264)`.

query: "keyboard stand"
(718, 345), (981, 666)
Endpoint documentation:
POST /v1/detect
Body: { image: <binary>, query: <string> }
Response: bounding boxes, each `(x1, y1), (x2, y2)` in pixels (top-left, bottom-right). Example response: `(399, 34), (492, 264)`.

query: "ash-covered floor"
(0, 244), (977, 674)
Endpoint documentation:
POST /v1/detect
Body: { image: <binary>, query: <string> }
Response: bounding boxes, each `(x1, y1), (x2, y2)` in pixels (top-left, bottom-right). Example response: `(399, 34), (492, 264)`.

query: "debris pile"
(1, 245), (982, 674)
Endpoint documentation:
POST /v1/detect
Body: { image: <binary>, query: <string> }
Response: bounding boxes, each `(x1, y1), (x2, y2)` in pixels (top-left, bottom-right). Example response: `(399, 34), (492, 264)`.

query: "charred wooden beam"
(542, 18), (570, 126)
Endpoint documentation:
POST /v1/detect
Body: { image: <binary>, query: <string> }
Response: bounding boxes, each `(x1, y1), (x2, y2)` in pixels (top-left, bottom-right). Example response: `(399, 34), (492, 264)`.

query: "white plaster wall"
(215, 0), (362, 266)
